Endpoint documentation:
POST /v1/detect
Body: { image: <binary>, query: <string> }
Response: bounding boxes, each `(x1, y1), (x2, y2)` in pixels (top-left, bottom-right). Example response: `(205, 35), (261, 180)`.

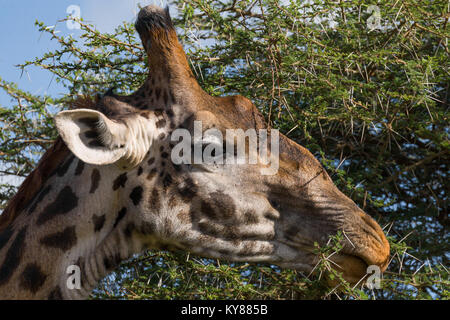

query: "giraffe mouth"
(328, 253), (371, 285)
(278, 221), (390, 285)
(325, 247), (390, 285)
(277, 252), (381, 285)
(278, 246), (386, 285)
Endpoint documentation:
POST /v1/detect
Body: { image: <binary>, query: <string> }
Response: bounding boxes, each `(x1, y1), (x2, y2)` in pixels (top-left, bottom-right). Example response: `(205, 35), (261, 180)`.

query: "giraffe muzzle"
(330, 210), (390, 284)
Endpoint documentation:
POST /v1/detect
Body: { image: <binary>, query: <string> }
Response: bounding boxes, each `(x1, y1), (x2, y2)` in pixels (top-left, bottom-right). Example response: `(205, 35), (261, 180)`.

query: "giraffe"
(0, 5), (390, 299)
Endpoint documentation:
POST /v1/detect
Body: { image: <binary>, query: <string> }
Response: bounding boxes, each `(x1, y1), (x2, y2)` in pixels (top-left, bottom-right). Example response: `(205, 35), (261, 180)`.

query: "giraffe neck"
(129, 64), (207, 113)
(133, 20), (209, 110)
(0, 49), (198, 299)
(0, 156), (141, 299)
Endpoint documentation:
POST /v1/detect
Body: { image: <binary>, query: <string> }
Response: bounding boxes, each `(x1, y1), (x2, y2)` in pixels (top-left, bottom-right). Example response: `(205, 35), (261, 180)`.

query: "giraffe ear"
(54, 109), (129, 165)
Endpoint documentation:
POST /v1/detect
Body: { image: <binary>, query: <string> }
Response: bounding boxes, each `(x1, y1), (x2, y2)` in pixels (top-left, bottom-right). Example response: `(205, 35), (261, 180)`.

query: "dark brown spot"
(40, 226), (77, 251)
(75, 159), (85, 176)
(200, 191), (236, 221)
(243, 210), (259, 224)
(161, 152), (169, 158)
(156, 118), (167, 128)
(89, 169), (101, 194)
(113, 207), (127, 228)
(177, 179), (197, 202)
(113, 173), (127, 190)
(37, 186), (78, 225)
(56, 155), (75, 177)
(158, 133), (166, 140)
(140, 111), (150, 119)
(137, 166), (143, 176)
(163, 174), (173, 188)
(130, 186), (143, 206)
(20, 263), (47, 294)
(0, 227), (27, 285)
(92, 214), (106, 232)
(148, 157), (155, 166)
(200, 201), (216, 220)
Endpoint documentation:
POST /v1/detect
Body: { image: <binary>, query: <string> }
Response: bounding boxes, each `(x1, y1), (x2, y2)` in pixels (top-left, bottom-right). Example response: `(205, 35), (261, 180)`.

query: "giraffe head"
(54, 5), (390, 285)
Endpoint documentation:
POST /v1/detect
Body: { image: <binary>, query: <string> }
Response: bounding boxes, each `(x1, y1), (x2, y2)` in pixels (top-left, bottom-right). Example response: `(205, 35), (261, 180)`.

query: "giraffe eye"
(191, 133), (226, 163)
(192, 140), (225, 161)
(269, 199), (281, 210)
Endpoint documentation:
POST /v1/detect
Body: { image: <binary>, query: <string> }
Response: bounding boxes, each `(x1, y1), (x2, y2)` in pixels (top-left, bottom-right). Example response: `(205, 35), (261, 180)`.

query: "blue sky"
(0, 0), (173, 106)
(0, 0), (176, 186)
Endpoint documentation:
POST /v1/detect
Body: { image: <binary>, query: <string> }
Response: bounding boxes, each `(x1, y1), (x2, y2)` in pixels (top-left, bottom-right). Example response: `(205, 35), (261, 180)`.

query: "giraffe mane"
(0, 96), (97, 232)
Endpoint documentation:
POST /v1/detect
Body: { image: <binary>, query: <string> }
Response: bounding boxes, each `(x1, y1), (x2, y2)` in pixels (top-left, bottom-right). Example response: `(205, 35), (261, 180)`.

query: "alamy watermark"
(66, 5), (81, 30)
(66, 264), (81, 290)
(366, 5), (382, 31)
(365, 265), (382, 289)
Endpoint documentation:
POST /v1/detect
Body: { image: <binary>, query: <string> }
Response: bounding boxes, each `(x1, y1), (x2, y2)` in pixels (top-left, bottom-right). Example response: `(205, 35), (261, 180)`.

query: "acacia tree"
(0, 0), (448, 299)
